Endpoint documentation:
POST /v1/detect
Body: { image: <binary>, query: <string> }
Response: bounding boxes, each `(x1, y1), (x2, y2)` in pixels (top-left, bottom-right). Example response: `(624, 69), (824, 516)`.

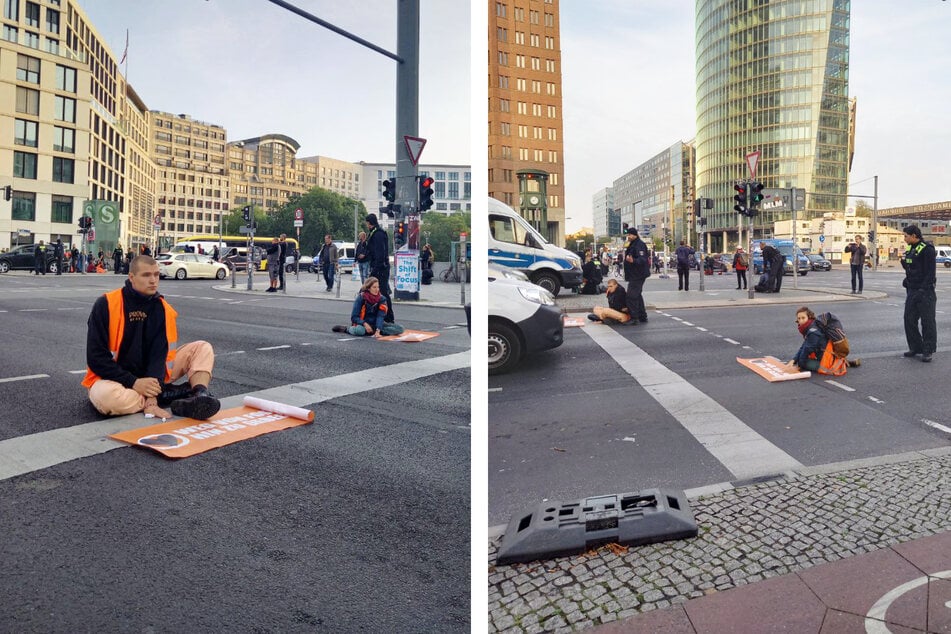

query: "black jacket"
(902, 240), (936, 290)
(355, 239), (369, 263)
(86, 281), (170, 389)
(607, 286), (627, 312)
(367, 226), (389, 275)
(623, 237), (650, 281)
(762, 245), (781, 270)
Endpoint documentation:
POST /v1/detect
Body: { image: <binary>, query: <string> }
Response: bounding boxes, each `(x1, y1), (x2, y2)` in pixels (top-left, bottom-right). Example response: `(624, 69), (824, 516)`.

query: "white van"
(488, 197), (582, 296)
(935, 246), (951, 259)
(488, 271), (564, 374)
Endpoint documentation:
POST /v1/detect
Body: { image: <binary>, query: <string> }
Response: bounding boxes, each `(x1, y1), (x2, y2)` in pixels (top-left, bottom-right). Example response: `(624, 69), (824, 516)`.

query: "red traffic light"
(734, 183), (748, 194)
(420, 176), (434, 189)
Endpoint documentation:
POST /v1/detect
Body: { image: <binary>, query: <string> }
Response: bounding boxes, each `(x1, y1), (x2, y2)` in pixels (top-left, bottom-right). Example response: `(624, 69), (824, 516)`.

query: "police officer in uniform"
(54, 238), (64, 275)
(33, 240), (47, 275)
(900, 224), (936, 362)
(623, 226), (650, 324)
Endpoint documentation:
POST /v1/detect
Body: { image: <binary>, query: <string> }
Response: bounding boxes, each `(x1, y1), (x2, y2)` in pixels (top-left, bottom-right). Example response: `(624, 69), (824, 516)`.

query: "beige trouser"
(593, 306), (630, 322)
(88, 340), (215, 416)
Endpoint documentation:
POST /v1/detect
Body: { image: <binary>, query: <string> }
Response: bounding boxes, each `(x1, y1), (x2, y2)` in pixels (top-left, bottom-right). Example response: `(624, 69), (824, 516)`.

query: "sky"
(79, 0), (471, 166)
(559, 0), (951, 232)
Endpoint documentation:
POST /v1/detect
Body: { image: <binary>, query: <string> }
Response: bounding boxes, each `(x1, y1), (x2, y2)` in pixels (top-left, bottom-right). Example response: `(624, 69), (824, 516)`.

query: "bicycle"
(441, 265), (460, 283)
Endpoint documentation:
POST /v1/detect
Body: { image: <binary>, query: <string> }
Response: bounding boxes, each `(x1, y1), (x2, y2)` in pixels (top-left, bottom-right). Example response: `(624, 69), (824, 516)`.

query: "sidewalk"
(555, 271), (887, 313)
(487, 450), (951, 633)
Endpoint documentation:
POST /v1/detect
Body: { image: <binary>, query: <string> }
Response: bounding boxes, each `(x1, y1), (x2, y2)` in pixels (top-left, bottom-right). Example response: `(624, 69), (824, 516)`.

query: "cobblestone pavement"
(487, 450), (951, 633)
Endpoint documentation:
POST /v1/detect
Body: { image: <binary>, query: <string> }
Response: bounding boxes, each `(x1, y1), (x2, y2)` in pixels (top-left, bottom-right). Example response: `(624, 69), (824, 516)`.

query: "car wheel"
(48, 261), (57, 274)
(216, 268), (227, 279)
(531, 271), (561, 296)
(489, 321), (522, 375)
(945, 261), (951, 269)
(175, 268), (187, 280)
(0, 260), (9, 274)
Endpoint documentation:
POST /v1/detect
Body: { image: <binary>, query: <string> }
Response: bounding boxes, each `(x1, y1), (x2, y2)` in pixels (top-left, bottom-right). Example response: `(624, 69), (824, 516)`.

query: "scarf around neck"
(798, 318), (814, 337)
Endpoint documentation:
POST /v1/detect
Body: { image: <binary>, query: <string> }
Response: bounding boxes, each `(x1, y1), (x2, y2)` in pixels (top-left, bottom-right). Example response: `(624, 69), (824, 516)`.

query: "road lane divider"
(582, 326), (803, 480)
(0, 374), (49, 384)
(0, 351), (469, 481)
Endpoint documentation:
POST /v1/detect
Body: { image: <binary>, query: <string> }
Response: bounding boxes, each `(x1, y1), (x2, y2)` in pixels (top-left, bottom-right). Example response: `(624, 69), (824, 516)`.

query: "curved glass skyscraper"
(695, 0), (851, 251)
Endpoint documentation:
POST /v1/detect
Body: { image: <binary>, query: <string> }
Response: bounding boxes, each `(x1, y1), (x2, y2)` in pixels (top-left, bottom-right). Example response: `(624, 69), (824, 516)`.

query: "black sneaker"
(903, 350), (920, 358)
(848, 358), (862, 368)
(921, 353), (933, 363)
(587, 313), (601, 322)
(170, 386), (220, 420)
(332, 325), (348, 333)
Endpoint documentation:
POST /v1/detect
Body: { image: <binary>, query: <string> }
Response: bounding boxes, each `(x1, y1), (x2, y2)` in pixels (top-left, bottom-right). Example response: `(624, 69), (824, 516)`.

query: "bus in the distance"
(169, 235), (299, 271)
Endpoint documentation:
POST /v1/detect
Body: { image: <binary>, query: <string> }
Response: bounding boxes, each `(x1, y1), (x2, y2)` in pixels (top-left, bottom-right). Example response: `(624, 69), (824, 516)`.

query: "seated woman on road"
(787, 306), (860, 372)
(587, 279), (630, 325)
(332, 277), (404, 338)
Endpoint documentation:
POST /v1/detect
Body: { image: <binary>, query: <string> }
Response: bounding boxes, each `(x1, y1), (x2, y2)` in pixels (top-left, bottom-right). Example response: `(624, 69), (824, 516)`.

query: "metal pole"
(791, 187), (799, 290)
(395, 0), (420, 217)
(247, 214), (254, 291)
(872, 175), (879, 271)
(748, 196), (754, 300)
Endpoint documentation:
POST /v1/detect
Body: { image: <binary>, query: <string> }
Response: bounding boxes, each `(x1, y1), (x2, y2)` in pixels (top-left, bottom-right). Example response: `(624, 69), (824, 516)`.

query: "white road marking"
(256, 345), (291, 351)
(868, 396), (886, 404)
(488, 387), (502, 392)
(825, 380), (855, 392)
(671, 317), (683, 321)
(922, 419), (951, 435)
(217, 350), (246, 356)
(444, 325), (461, 330)
(621, 436), (636, 443)
(681, 321), (694, 326)
(724, 338), (740, 345)
(20, 308), (46, 312)
(68, 370), (86, 374)
(0, 351), (469, 481)
(57, 307), (85, 311)
(0, 374), (49, 384)
(696, 327), (708, 332)
(583, 327), (802, 480)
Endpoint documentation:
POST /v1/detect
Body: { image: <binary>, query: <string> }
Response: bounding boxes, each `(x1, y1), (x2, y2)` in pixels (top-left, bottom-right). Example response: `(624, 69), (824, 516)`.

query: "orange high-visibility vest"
(82, 288), (178, 388)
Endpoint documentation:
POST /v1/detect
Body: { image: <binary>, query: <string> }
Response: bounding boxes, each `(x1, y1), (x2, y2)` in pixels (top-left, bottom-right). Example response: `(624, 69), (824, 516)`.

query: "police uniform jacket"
(902, 240), (936, 290)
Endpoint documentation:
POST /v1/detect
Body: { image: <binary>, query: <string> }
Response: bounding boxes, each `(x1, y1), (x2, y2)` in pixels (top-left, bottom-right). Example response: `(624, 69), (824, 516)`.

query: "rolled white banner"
(243, 396), (315, 422)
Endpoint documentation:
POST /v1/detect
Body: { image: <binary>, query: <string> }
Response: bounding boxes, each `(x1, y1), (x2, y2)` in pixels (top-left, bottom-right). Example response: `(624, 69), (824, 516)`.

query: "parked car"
(0, 244), (57, 274)
(157, 253), (229, 280)
(806, 254), (832, 271)
(284, 254), (314, 273)
(936, 255), (951, 269)
(220, 246), (265, 272)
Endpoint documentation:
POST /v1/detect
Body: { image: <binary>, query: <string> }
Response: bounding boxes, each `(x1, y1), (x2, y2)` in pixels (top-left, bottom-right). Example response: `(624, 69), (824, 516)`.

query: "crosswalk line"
(583, 326), (803, 480)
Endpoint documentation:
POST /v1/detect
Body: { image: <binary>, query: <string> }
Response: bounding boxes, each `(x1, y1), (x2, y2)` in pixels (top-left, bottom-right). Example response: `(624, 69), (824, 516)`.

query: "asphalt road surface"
(0, 272), (470, 632)
(489, 267), (951, 526)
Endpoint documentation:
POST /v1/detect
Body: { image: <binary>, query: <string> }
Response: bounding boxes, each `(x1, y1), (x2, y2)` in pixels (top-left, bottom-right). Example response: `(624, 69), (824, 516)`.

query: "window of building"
(519, 148), (529, 160)
(13, 151), (37, 178)
(14, 119), (37, 147)
(549, 195), (558, 207)
(51, 195), (71, 223)
(16, 54), (40, 83)
(497, 27), (506, 42)
(4, 0), (18, 20)
(548, 128), (557, 141)
(531, 57), (540, 70)
(23, 30), (37, 48)
(546, 36), (555, 49)
(549, 150), (558, 163)
(54, 95), (75, 122)
(55, 64), (76, 92)
(495, 2), (505, 17)
(24, 0), (37, 26)
(45, 37), (57, 53)
(498, 75), (508, 89)
(530, 10), (539, 24)
(12, 192), (35, 221)
(550, 173), (559, 186)
(516, 78), (525, 91)
(497, 51), (507, 66)
(515, 54), (525, 68)
(546, 59), (556, 72)
(448, 182), (459, 200)
(499, 98), (510, 112)
(547, 105), (557, 118)
(514, 7), (524, 21)
(3, 25), (17, 41)
(518, 125), (528, 138)
(547, 82), (556, 95)
(515, 31), (524, 45)
(545, 13), (554, 27)
(517, 101), (527, 114)
(532, 103), (542, 116)
(531, 34), (539, 47)
(46, 8), (58, 33)
(53, 157), (74, 183)
(501, 146), (512, 159)
(435, 181), (445, 198)
(53, 126), (74, 152)
(534, 126), (543, 139)
(499, 122), (511, 136)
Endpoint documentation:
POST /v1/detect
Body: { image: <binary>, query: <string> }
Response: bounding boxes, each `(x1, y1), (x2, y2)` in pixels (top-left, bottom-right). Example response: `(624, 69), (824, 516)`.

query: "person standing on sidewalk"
(675, 240), (695, 291)
(277, 234), (288, 290)
(900, 224), (937, 362)
(623, 226), (650, 324)
(265, 237), (281, 293)
(365, 214), (395, 323)
(355, 231), (370, 282)
(82, 255), (221, 420)
(732, 247), (749, 289)
(844, 234), (867, 294)
(317, 234), (338, 292)
(53, 239), (64, 275)
(112, 246), (123, 274)
(760, 241), (783, 293)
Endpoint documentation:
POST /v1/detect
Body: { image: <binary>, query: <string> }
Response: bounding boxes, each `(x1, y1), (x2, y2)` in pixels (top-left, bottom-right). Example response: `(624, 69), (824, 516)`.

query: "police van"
(488, 197), (582, 296)
(488, 266), (564, 375)
(752, 239), (810, 276)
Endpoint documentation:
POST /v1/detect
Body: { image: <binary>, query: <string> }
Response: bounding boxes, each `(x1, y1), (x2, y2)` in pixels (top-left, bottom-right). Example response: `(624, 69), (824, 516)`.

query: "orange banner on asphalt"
(737, 356), (811, 382)
(563, 316), (586, 327)
(109, 405), (313, 458)
(378, 329), (440, 342)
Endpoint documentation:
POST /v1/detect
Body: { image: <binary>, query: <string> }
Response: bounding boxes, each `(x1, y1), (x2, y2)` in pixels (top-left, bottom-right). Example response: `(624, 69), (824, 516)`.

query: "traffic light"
(749, 182), (765, 214)
(78, 216), (92, 232)
(242, 205), (251, 222)
(868, 231), (875, 242)
(395, 220), (406, 247)
(3, 185), (11, 201)
(382, 179), (396, 203)
(733, 183), (749, 216)
(418, 176), (435, 212)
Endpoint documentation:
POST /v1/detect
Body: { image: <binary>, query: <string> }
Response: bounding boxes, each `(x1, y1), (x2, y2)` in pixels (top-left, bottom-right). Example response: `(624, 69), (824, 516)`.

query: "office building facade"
(488, 0), (566, 246)
(695, 0), (852, 252)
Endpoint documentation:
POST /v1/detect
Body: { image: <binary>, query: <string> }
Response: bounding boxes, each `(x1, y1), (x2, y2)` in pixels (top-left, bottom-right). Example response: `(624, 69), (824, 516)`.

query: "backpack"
(814, 312), (850, 358)
(737, 253), (749, 268)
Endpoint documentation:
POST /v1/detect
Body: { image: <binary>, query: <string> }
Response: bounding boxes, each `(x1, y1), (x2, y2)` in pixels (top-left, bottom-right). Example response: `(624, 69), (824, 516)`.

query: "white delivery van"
(488, 197), (582, 296)
(488, 272), (564, 375)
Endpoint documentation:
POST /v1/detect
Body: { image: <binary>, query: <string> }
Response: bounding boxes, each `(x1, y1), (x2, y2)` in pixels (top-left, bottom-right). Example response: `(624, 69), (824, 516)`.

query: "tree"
(417, 212), (470, 262)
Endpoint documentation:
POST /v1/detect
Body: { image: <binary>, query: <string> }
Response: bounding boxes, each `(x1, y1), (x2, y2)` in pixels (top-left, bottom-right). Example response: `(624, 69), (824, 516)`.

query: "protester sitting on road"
(83, 255), (221, 420)
(787, 306), (860, 372)
(587, 279), (631, 325)
(332, 277), (405, 338)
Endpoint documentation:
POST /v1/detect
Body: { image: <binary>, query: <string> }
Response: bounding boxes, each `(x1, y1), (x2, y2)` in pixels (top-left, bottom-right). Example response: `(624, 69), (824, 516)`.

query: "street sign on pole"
(745, 150), (761, 180)
(403, 135), (426, 166)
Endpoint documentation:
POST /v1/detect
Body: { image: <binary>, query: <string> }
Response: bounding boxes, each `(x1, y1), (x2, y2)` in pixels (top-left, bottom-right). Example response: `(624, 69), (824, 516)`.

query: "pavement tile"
(927, 578), (951, 634)
(819, 609), (926, 634)
(592, 605), (695, 634)
(891, 532), (951, 575)
(798, 546), (927, 632)
(683, 574), (825, 633)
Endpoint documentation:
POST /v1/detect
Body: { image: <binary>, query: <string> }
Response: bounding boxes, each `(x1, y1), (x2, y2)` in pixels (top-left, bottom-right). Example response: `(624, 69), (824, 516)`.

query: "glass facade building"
(695, 0), (851, 251)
